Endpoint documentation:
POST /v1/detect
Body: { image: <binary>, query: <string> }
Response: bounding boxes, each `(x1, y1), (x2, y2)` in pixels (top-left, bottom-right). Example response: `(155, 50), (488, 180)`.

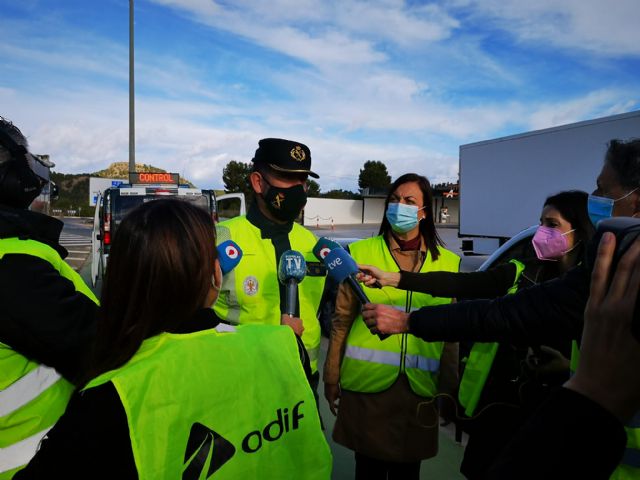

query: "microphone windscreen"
(324, 248), (358, 283)
(312, 237), (343, 261)
(217, 240), (243, 275)
(277, 250), (307, 284)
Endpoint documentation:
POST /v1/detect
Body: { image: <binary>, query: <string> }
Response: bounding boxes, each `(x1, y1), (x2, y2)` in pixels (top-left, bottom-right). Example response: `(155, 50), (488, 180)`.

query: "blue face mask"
(386, 202), (424, 233)
(588, 188), (637, 227)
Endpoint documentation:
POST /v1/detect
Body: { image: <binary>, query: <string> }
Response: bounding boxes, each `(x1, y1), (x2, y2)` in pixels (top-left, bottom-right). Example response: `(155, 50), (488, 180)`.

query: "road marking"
(66, 257), (86, 261)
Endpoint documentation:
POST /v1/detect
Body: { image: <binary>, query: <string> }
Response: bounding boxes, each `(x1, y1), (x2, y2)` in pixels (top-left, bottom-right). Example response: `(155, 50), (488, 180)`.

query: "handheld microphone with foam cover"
(313, 237), (383, 289)
(217, 240), (243, 275)
(323, 248), (368, 304)
(324, 248), (390, 340)
(277, 250), (307, 317)
(312, 237), (343, 262)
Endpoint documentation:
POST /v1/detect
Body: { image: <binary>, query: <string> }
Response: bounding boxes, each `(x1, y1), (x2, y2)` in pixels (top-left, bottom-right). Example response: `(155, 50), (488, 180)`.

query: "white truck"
(459, 110), (640, 254)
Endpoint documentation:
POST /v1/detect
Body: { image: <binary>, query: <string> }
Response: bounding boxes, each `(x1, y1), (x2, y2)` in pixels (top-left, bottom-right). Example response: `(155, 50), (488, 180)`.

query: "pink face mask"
(531, 226), (575, 261)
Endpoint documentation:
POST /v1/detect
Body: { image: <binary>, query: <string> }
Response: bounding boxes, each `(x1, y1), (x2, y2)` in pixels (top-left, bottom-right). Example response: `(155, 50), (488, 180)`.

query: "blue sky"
(1, 0), (639, 191)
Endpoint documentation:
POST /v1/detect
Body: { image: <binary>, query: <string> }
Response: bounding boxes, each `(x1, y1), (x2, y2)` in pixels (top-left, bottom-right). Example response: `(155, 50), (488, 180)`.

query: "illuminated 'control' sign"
(129, 172), (180, 184)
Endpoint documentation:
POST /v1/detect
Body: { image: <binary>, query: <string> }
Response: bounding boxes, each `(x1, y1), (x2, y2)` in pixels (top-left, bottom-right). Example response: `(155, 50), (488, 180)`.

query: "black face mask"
(262, 178), (307, 222)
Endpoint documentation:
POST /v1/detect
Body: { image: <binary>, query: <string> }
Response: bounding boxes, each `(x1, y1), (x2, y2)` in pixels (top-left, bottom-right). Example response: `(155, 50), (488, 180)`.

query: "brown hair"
(82, 198), (217, 384)
(378, 173), (444, 260)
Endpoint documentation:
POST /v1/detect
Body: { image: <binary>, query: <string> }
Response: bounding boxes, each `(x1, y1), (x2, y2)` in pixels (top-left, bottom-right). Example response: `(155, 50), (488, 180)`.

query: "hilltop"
(51, 163), (196, 216)
(93, 162), (193, 186)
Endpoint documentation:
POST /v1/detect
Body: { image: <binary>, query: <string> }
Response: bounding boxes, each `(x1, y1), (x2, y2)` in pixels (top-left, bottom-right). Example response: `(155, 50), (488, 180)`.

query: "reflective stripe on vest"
(0, 364), (62, 416)
(0, 237), (98, 476)
(85, 324), (332, 479)
(213, 217), (325, 372)
(340, 236), (460, 396)
(0, 426), (53, 474)
(458, 258), (525, 417)
(570, 342), (640, 477)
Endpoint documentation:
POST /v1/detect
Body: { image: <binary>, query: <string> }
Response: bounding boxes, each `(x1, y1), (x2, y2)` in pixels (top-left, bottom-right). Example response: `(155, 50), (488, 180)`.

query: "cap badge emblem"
(290, 146), (306, 162)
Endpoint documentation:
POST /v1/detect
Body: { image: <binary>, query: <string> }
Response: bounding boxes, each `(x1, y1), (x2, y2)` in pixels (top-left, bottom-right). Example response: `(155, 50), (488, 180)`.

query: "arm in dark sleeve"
(0, 255), (98, 383)
(397, 262), (517, 299)
(408, 265), (588, 346)
(487, 387), (626, 480)
(15, 383), (136, 479)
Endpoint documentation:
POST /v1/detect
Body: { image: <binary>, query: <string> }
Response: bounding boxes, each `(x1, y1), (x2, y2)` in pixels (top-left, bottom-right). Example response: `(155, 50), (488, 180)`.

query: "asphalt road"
(59, 216), (93, 272)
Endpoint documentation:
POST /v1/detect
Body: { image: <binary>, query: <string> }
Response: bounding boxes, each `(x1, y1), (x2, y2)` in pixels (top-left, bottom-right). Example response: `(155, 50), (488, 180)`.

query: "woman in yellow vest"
(356, 190), (594, 479)
(360, 190), (594, 479)
(17, 199), (331, 479)
(323, 173), (460, 479)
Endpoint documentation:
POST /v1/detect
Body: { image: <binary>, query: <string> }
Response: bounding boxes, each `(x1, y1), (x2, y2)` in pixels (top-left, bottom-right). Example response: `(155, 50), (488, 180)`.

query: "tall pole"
(129, 0), (135, 175)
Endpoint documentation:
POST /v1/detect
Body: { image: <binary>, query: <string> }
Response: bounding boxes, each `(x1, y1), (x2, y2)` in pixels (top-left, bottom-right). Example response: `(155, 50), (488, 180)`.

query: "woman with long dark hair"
(18, 199), (331, 479)
(323, 173), (461, 479)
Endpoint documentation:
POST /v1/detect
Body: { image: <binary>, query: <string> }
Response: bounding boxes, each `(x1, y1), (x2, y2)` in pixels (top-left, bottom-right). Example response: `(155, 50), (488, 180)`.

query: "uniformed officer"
(0, 117), (98, 478)
(214, 138), (326, 392)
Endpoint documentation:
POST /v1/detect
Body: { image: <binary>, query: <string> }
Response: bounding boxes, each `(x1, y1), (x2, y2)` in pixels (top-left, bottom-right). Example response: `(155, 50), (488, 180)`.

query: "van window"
(217, 197), (242, 221)
(112, 194), (211, 231)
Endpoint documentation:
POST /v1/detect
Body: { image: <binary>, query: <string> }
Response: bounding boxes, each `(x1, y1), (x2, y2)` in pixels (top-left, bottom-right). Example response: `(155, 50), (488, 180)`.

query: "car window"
(488, 235), (536, 268)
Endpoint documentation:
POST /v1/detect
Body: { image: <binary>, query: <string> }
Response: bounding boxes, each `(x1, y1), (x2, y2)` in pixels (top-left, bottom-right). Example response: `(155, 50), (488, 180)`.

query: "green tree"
(222, 161), (252, 196)
(321, 189), (360, 199)
(358, 160), (391, 192)
(307, 179), (321, 197)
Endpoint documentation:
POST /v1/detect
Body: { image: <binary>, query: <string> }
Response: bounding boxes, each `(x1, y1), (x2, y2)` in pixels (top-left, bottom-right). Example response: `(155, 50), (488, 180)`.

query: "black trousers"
(355, 452), (421, 480)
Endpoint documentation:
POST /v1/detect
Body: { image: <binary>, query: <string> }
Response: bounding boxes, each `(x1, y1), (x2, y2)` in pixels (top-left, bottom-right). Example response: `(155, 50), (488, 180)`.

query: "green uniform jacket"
(214, 215), (325, 372)
(0, 237), (98, 479)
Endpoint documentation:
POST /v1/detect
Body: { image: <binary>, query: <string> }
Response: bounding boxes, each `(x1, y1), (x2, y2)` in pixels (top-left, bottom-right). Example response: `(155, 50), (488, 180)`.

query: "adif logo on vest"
(183, 423), (236, 480)
(242, 400), (305, 453)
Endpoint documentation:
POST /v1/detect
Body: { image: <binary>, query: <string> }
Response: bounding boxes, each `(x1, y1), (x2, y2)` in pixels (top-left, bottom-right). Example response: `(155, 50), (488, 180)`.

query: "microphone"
(313, 236), (383, 289)
(323, 249), (390, 340)
(217, 240), (243, 275)
(312, 237), (343, 261)
(323, 248), (368, 304)
(277, 250), (307, 317)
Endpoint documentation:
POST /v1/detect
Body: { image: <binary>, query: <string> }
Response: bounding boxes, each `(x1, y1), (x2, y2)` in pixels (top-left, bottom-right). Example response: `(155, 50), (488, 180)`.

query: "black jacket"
(0, 206), (98, 383)
(408, 264), (589, 347)
(488, 387), (626, 479)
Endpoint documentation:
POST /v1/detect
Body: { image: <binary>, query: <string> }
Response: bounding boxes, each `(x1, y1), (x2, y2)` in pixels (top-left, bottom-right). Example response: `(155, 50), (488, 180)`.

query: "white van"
(91, 174), (217, 287)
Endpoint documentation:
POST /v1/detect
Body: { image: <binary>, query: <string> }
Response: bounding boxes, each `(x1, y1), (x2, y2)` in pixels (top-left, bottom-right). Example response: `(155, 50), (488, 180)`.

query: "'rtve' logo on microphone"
(326, 257), (343, 270)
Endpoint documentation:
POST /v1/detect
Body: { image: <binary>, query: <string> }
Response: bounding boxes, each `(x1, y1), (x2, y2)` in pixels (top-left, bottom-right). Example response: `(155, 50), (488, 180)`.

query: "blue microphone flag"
(324, 248), (358, 282)
(217, 240), (243, 275)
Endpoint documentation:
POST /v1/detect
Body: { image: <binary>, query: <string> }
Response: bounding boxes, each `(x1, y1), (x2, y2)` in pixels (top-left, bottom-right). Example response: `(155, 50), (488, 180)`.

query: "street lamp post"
(129, 0), (135, 176)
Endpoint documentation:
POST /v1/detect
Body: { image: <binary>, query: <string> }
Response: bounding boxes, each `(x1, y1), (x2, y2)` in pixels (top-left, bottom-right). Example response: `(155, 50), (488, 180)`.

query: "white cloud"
(2, 0), (638, 197)
(147, 0), (460, 69)
(461, 0), (640, 57)
(526, 89), (639, 130)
